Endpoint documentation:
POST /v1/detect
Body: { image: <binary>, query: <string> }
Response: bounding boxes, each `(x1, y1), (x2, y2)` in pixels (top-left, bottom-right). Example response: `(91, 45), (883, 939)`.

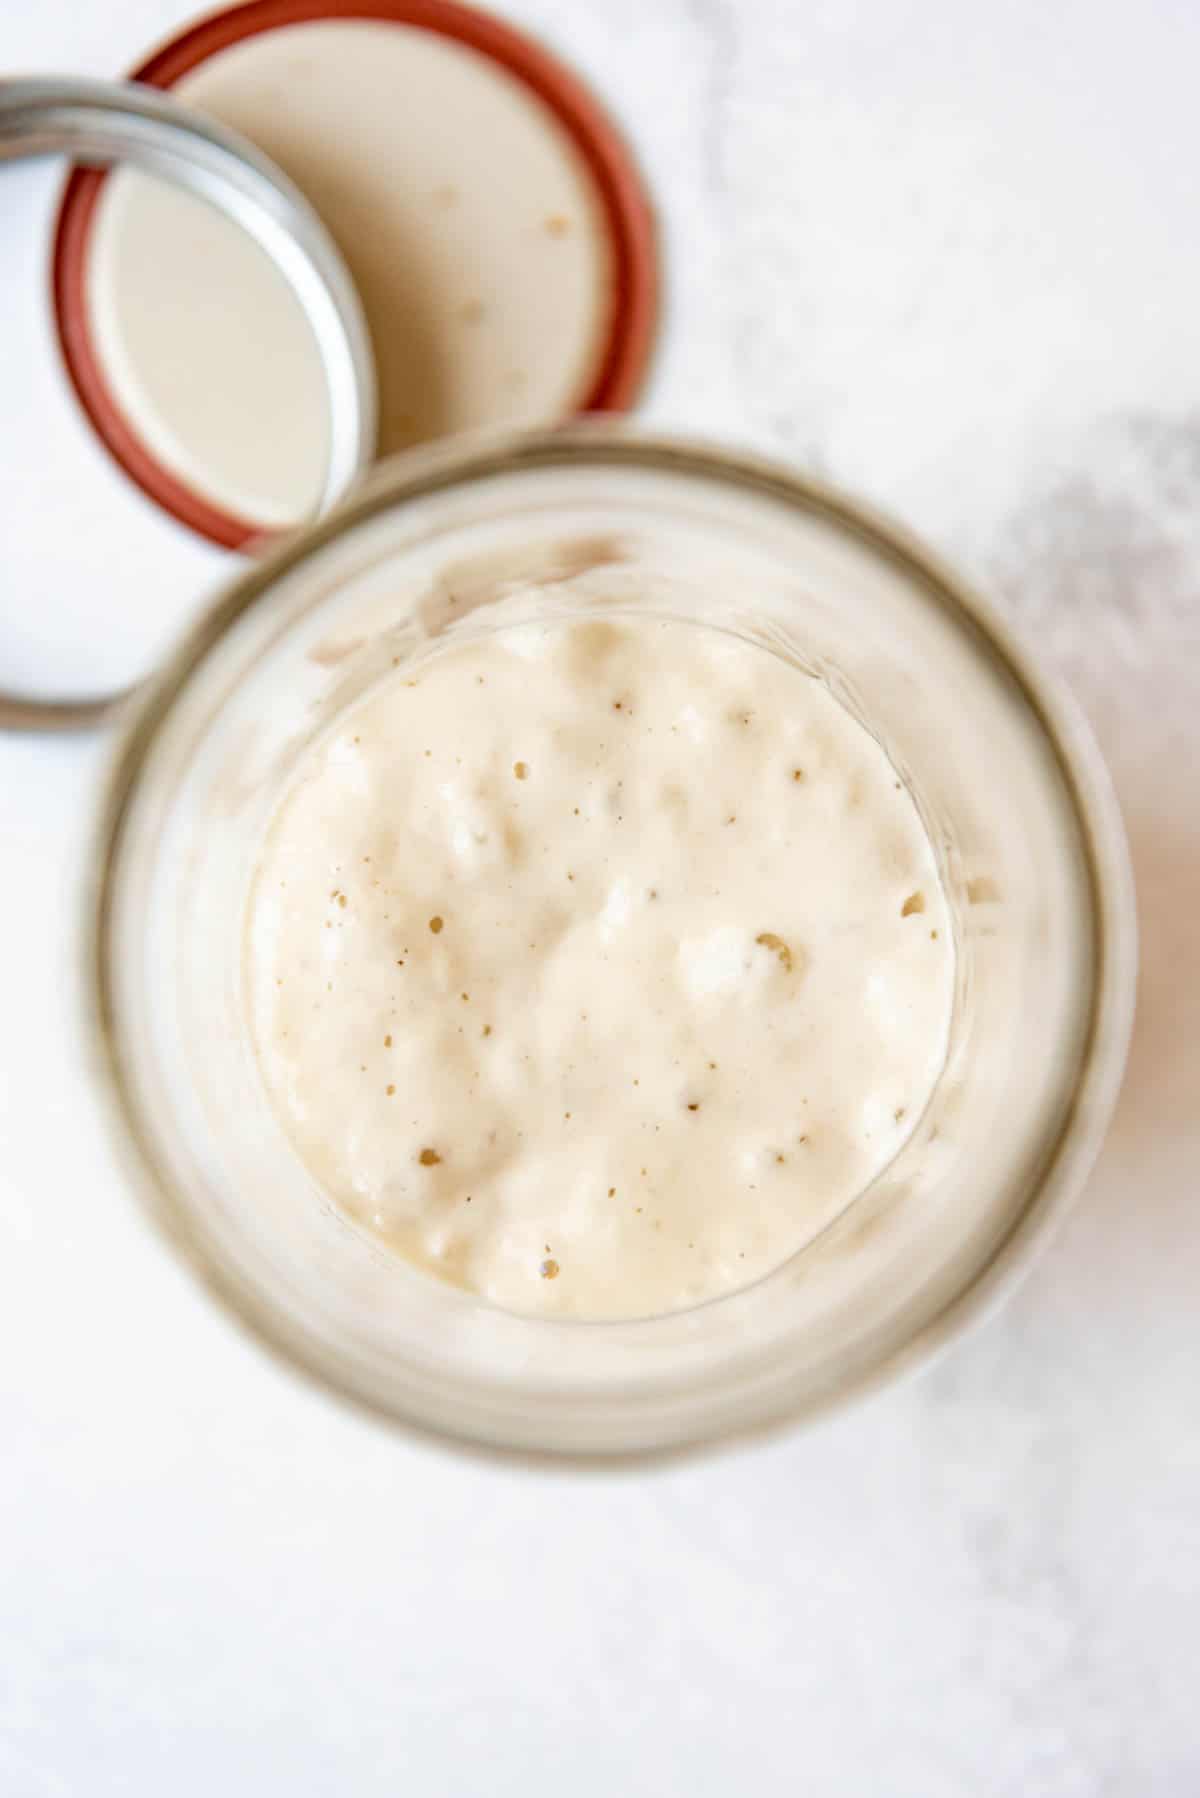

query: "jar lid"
(2, 5), (657, 731)
(0, 74), (376, 730)
(53, 0), (658, 551)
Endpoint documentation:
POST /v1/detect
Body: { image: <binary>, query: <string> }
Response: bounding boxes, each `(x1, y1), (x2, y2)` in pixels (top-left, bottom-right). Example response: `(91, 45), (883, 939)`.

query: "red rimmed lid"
(53, 0), (659, 552)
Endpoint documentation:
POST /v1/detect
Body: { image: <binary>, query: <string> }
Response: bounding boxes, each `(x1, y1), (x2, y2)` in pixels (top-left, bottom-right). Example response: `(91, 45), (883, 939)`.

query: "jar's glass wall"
(93, 436), (1134, 1455)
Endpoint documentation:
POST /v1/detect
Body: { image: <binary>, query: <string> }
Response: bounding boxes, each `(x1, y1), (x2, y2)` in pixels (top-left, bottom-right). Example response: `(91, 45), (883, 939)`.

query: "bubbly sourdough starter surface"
(246, 616), (955, 1319)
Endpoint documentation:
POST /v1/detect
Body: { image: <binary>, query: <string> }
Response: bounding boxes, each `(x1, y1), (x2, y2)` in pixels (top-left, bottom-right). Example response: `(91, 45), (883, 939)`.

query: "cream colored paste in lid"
(245, 614), (956, 1321)
(87, 20), (614, 528)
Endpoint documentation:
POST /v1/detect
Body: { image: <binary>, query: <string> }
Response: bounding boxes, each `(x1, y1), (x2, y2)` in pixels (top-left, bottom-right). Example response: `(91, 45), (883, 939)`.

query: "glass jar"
(85, 427), (1136, 1459)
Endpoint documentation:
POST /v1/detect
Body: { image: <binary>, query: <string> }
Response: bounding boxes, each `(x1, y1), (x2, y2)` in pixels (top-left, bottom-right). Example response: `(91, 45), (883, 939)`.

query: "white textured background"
(3, 2), (1199, 1793)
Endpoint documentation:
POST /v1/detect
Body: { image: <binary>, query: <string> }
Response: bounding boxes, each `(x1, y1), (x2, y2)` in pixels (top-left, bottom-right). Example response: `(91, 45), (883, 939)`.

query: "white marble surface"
(3, 2), (1199, 1793)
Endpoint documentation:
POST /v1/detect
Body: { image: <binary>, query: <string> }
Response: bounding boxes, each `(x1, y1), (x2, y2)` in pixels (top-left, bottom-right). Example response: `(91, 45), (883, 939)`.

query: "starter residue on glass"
(245, 615), (955, 1319)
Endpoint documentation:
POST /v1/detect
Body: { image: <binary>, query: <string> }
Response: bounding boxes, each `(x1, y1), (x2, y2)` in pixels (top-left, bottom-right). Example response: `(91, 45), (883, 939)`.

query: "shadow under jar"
(87, 427), (1136, 1460)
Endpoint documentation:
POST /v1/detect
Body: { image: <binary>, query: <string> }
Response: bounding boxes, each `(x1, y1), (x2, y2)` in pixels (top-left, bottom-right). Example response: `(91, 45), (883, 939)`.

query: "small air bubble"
(756, 932), (793, 972)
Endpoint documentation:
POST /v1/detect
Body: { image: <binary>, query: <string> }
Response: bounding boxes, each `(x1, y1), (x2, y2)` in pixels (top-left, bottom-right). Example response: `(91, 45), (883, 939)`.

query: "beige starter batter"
(245, 614), (955, 1321)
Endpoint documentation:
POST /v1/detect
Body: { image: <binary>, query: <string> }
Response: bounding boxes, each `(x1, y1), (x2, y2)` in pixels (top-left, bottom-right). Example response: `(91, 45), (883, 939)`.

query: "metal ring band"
(0, 76), (377, 732)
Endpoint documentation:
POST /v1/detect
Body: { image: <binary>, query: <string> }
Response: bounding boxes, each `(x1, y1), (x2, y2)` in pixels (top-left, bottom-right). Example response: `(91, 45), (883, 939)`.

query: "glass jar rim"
(83, 423), (1139, 1463)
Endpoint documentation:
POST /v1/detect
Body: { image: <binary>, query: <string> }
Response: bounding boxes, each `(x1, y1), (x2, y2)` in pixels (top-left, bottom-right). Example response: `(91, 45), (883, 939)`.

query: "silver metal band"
(0, 76), (377, 731)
